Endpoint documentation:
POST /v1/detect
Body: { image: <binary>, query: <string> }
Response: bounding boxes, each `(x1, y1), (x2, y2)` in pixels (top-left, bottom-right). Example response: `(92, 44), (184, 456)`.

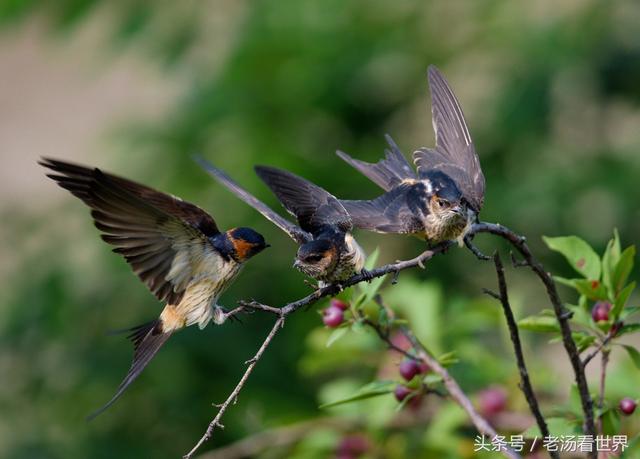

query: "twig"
(486, 253), (555, 458)
(368, 296), (521, 459)
(468, 222), (596, 456)
(229, 240), (455, 320)
(464, 234), (491, 260)
(582, 333), (614, 368)
(398, 325), (521, 459)
(183, 316), (285, 459)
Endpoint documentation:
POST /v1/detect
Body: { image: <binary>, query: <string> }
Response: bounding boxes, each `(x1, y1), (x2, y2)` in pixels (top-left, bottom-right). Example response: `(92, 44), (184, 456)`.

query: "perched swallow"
(337, 65), (485, 244)
(40, 158), (268, 419)
(196, 159), (367, 287)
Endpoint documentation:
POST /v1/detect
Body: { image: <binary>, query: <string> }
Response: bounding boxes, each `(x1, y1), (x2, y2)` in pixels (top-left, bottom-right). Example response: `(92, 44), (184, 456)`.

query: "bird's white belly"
(167, 246), (242, 330)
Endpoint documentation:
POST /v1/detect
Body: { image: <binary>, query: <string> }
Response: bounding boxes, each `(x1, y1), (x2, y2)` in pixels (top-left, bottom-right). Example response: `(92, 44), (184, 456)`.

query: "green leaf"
(622, 306), (640, 320)
(613, 245), (636, 293)
(575, 333), (597, 352)
(601, 408), (621, 436)
(363, 274), (386, 305)
(565, 303), (593, 329)
(611, 281), (636, 320)
(621, 434), (640, 458)
(543, 235), (601, 280)
(364, 247), (380, 271)
(573, 279), (609, 300)
(518, 315), (560, 333)
(548, 332), (596, 352)
(554, 276), (580, 289)
(326, 327), (348, 347)
(437, 351), (459, 366)
(423, 373), (443, 385)
(617, 323), (640, 337)
(602, 230), (621, 294)
(622, 345), (640, 370)
(357, 248), (385, 305)
(319, 380), (395, 408)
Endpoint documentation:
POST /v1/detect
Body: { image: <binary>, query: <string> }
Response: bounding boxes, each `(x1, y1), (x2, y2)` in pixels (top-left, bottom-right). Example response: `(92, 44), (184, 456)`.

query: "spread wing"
(254, 166), (352, 236)
(337, 134), (417, 192)
(40, 158), (220, 305)
(413, 66), (485, 212)
(340, 183), (427, 234)
(195, 157), (311, 245)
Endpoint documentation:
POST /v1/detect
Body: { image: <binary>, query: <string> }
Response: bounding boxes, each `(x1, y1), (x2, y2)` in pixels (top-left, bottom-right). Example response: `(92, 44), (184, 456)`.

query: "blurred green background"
(1, 1), (639, 458)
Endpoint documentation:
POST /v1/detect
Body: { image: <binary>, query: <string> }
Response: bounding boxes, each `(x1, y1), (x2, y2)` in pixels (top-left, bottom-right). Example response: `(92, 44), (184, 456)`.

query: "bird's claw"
(360, 269), (374, 282)
(303, 279), (319, 290)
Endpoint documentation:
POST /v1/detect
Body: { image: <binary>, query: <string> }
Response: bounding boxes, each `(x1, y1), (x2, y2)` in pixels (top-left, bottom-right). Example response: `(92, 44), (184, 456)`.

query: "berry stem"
(597, 349), (610, 435)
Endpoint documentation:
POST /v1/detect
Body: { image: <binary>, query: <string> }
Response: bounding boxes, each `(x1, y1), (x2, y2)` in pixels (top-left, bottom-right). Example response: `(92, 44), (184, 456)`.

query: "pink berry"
(394, 385), (412, 402)
(330, 298), (350, 310)
(478, 386), (508, 416)
(417, 361), (430, 374)
(399, 359), (421, 381)
(322, 306), (344, 328)
(592, 302), (611, 322)
(620, 398), (637, 415)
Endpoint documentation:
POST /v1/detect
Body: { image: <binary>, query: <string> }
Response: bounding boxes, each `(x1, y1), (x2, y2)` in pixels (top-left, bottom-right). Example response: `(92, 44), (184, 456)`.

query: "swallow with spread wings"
(337, 65), (485, 245)
(40, 158), (269, 419)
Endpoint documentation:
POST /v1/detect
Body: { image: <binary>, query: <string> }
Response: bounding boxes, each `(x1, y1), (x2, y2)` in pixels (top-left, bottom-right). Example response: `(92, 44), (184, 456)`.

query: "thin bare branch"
(183, 316), (285, 459)
(487, 253), (555, 459)
(468, 222), (596, 455)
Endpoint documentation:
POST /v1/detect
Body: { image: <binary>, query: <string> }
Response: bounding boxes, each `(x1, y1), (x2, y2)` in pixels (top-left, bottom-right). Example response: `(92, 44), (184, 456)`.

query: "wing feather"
(254, 166), (352, 236)
(413, 66), (485, 212)
(40, 157), (219, 305)
(340, 183), (426, 234)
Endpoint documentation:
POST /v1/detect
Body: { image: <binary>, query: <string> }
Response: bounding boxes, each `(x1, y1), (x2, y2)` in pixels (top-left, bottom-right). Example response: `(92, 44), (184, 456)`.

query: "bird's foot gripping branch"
(184, 222), (638, 459)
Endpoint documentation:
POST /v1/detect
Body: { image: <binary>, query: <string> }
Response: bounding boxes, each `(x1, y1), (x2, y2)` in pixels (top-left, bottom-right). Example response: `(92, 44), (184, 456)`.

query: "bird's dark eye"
(437, 199), (448, 208)
(306, 255), (323, 262)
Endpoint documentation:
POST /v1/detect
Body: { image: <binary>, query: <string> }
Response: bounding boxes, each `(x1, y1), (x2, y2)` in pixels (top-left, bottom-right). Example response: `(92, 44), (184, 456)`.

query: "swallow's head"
(294, 239), (338, 279)
(425, 171), (466, 221)
(225, 227), (270, 262)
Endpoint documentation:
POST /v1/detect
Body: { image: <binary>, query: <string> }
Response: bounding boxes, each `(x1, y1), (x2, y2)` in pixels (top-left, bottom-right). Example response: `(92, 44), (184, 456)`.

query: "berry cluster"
(394, 358), (430, 408)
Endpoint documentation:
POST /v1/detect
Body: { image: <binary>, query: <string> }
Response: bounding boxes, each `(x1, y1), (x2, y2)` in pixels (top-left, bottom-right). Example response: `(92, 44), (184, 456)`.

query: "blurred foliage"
(1, 0), (640, 458)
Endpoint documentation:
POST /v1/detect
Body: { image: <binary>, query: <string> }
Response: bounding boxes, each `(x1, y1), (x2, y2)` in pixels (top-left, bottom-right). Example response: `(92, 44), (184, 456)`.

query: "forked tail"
(87, 319), (172, 420)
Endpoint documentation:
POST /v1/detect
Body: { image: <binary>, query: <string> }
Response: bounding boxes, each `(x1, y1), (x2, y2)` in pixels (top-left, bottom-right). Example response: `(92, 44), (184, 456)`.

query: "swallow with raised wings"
(40, 158), (269, 419)
(337, 65), (485, 244)
(196, 159), (368, 287)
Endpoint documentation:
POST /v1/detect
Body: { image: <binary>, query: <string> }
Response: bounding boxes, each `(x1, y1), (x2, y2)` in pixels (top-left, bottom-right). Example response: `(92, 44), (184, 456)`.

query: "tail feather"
(87, 319), (172, 420)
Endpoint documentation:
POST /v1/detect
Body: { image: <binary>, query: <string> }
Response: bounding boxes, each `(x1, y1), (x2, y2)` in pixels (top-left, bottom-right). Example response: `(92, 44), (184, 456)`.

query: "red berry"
(399, 359), (421, 381)
(620, 398), (637, 415)
(592, 302), (611, 322)
(322, 306), (344, 328)
(394, 385), (412, 402)
(330, 298), (350, 310)
(478, 386), (507, 416)
(417, 361), (430, 374)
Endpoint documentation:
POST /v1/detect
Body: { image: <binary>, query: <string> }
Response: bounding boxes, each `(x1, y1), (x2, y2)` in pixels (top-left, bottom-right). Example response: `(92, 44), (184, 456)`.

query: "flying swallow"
(337, 65), (485, 244)
(40, 158), (269, 419)
(196, 159), (368, 287)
